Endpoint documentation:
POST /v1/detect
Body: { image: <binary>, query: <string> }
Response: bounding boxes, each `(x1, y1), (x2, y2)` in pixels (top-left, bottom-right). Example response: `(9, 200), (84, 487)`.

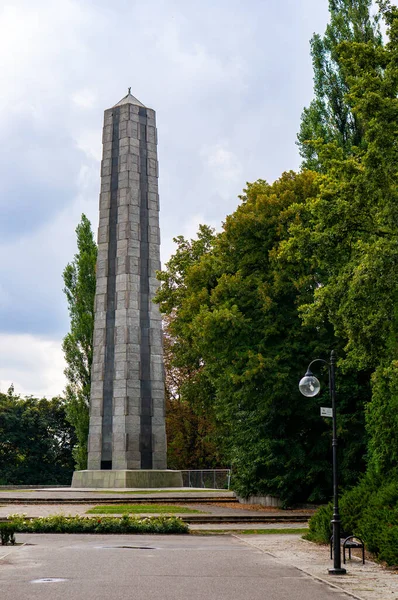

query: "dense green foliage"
(290, 6), (398, 372)
(157, 228), (225, 469)
(300, 1), (398, 565)
(6, 514), (188, 534)
(306, 475), (398, 565)
(297, 0), (381, 170)
(163, 315), (222, 469)
(156, 173), (369, 504)
(62, 214), (97, 470)
(305, 503), (334, 544)
(289, 0), (398, 473)
(0, 387), (75, 485)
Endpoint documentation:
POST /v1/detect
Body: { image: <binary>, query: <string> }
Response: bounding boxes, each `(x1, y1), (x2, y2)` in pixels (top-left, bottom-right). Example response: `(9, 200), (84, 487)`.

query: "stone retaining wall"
(238, 495), (282, 508)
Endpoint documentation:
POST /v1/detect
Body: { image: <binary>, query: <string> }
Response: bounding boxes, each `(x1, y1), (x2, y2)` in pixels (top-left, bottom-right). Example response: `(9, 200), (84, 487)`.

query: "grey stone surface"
(72, 470), (183, 488)
(81, 91), (167, 480)
(238, 495), (283, 508)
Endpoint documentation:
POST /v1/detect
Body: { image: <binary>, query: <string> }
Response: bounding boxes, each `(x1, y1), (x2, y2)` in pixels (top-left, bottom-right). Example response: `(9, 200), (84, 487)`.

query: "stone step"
(0, 495), (238, 505)
(181, 515), (310, 524)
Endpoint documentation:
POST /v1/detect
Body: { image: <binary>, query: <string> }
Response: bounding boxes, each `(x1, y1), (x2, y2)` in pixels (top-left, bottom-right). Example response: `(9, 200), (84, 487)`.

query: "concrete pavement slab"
(0, 534), (351, 600)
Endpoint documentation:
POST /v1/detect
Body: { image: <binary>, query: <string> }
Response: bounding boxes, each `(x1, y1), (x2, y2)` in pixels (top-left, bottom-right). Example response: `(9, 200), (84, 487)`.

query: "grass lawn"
(86, 504), (205, 515)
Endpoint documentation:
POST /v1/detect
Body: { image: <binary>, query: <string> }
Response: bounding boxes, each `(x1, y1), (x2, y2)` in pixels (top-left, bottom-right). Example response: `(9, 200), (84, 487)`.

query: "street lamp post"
(299, 350), (346, 575)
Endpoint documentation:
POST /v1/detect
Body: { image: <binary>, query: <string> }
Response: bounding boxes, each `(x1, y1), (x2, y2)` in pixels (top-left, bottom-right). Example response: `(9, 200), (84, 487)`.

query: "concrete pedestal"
(71, 470), (183, 488)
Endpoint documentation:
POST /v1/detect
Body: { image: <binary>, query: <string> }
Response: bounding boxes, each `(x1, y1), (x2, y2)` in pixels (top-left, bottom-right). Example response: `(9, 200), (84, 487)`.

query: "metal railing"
(180, 469), (231, 490)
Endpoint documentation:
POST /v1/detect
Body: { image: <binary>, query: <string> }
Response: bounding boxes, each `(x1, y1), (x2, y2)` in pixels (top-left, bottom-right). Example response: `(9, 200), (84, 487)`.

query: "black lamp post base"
(328, 567), (347, 575)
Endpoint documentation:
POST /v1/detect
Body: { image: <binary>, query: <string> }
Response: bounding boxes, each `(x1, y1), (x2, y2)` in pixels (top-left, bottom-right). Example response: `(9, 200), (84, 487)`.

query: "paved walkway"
(1, 488), (396, 598)
(0, 502), (396, 597)
(0, 533), (356, 600)
(237, 534), (398, 600)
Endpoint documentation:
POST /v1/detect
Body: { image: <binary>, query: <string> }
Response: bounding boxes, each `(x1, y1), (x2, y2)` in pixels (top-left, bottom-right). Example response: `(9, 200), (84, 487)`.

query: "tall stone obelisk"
(72, 91), (182, 488)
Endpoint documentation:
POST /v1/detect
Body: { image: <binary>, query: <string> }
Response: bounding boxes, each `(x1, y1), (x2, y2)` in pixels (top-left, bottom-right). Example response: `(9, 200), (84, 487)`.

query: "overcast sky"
(0, 0), (334, 397)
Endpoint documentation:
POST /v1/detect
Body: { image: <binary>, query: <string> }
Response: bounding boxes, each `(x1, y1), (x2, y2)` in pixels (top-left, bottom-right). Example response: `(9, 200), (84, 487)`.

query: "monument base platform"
(71, 470), (183, 489)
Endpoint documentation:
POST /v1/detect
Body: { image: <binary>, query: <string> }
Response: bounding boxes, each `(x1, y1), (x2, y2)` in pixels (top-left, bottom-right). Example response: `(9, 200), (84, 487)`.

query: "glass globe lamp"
(299, 372), (321, 397)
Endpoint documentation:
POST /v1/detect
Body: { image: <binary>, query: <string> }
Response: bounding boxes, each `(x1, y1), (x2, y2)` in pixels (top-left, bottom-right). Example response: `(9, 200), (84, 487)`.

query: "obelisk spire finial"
(128, 86), (131, 95)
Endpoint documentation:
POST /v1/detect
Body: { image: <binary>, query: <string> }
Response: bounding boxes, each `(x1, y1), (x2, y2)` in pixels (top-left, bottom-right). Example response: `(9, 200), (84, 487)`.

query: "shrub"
(0, 523), (16, 545)
(6, 514), (189, 535)
(378, 524), (398, 566)
(357, 479), (398, 565)
(339, 475), (376, 535)
(305, 476), (398, 566)
(304, 503), (333, 543)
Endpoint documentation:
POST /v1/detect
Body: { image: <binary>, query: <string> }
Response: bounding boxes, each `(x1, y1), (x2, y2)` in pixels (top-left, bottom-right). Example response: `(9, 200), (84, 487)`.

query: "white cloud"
(0, 0), (92, 112)
(151, 19), (245, 89)
(201, 142), (243, 200)
(0, 333), (66, 398)
(160, 213), (220, 265)
(182, 213), (212, 241)
(75, 129), (102, 162)
(72, 88), (98, 110)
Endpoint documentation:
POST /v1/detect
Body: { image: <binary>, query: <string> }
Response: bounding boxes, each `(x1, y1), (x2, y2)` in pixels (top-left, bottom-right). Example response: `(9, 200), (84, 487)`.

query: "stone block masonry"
(86, 91), (167, 472)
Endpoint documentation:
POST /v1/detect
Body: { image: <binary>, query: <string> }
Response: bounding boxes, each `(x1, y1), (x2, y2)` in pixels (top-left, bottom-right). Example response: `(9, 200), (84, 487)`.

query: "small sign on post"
(320, 407), (333, 418)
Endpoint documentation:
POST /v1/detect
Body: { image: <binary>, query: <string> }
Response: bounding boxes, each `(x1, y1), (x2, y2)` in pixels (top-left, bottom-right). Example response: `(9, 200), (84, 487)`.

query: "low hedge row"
(305, 475), (398, 566)
(2, 514), (189, 536)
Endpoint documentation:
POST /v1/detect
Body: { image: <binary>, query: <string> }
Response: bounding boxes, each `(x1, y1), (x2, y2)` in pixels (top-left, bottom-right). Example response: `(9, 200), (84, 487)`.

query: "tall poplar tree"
(298, 0), (381, 171)
(62, 215), (97, 470)
(287, 0), (398, 477)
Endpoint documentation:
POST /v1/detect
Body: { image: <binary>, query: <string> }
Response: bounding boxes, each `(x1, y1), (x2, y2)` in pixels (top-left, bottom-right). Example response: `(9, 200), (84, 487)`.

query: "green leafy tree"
(286, 1), (398, 483)
(62, 214), (97, 470)
(287, 2), (398, 373)
(298, 0), (381, 171)
(157, 173), (369, 504)
(156, 227), (223, 469)
(199, 173), (369, 503)
(163, 316), (222, 469)
(0, 386), (76, 485)
(283, 2), (398, 559)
